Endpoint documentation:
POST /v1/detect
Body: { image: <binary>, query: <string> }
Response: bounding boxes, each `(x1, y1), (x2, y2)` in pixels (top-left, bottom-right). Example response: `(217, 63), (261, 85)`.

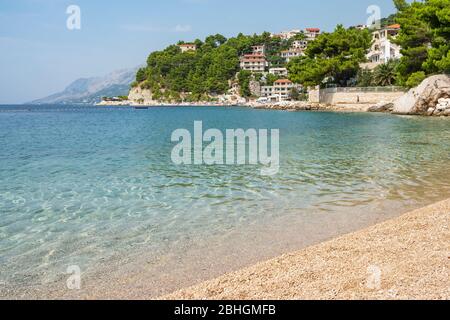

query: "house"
(271, 29), (301, 40)
(364, 24), (402, 69)
(280, 49), (305, 62)
(273, 79), (295, 100)
(261, 79), (300, 101)
(292, 40), (308, 50)
(240, 54), (268, 72)
(178, 43), (197, 53)
(269, 67), (288, 77)
(252, 45), (266, 55)
(261, 86), (274, 97)
(304, 28), (320, 41)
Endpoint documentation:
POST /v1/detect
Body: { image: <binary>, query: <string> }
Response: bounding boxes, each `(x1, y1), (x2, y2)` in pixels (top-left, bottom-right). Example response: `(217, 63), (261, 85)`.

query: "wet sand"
(165, 199), (450, 300)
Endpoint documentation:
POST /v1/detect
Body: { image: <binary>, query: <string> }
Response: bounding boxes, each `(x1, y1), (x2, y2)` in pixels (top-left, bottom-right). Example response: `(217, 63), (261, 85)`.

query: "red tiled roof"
(306, 28), (320, 32)
(241, 58), (267, 62)
(386, 24), (401, 29)
(243, 53), (265, 57)
(179, 43), (196, 47)
(274, 79), (292, 84)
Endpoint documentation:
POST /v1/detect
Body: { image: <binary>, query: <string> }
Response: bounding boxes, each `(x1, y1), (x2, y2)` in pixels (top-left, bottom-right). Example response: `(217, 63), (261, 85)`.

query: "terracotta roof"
(243, 53), (265, 57)
(241, 59), (266, 62)
(274, 79), (292, 84)
(386, 24), (401, 30)
(179, 43), (196, 47)
(306, 28), (320, 32)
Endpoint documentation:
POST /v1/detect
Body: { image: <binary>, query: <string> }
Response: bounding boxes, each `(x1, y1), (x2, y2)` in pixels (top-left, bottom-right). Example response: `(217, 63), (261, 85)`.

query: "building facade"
(280, 49), (305, 62)
(260, 79), (300, 101)
(365, 24), (402, 69)
(292, 40), (308, 50)
(240, 54), (268, 72)
(271, 29), (302, 40)
(269, 67), (288, 77)
(304, 28), (321, 41)
(251, 45), (266, 55)
(178, 43), (197, 53)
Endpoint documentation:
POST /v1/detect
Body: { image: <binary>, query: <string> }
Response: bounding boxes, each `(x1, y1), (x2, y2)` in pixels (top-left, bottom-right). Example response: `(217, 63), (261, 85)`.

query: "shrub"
(405, 71), (426, 88)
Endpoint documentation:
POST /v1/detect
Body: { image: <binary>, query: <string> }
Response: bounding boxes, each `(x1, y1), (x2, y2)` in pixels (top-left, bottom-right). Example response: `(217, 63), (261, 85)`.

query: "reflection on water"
(0, 106), (449, 297)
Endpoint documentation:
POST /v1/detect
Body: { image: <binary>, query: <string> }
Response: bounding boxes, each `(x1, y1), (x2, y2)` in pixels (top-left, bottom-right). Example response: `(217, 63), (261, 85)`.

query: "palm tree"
(373, 59), (399, 86)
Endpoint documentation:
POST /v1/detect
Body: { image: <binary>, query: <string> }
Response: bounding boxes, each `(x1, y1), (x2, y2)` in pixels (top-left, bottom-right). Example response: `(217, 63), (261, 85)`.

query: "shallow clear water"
(0, 105), (449, 297)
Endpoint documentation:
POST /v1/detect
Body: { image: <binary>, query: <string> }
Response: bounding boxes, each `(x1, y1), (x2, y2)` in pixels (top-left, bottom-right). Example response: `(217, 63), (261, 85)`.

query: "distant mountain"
(30, 67), (139, 105)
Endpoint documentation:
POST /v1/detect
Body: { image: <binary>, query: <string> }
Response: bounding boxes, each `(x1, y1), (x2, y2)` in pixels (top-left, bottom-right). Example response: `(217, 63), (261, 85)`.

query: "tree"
(373, 59), (399, 86)
(287, 25), (372, 87)
(136, 68), (147, 82)
(237, 70), (252, 97)
(357, 68), (374, 87)
(406, 71), (426, 88)
(394, 0), (450, 84)
(290, 88), (300, 101)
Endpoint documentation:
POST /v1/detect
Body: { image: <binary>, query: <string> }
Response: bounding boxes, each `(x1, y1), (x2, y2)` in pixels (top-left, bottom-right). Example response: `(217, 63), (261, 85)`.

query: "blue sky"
(0, 0), (397, 104)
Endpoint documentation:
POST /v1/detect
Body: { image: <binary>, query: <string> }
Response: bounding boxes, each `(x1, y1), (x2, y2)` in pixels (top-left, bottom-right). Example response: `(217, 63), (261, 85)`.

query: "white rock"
(393, 74), (450, 115)
(436, 104), (445, 111)
(427, 107), (435, 115)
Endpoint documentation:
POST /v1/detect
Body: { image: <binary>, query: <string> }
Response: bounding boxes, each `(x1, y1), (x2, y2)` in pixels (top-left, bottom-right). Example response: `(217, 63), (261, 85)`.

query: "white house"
(240, 54), (268, 72)
(292, 40), (308, 50)
(178, 43), (197, 53)
(269, 67), (288, 77)
(304, 28), (320, 41)
(280, 49), (305, 62)
(252, 45), (266, 55)
(261, 79), (300, 101)
(364, 24), (402, 69)
(271, 29), (302, 40)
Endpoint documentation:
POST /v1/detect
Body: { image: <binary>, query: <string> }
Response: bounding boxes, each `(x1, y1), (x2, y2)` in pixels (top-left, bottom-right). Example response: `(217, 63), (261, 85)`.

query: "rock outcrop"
(368, 101), (394, 113)
(392, 74), (450, 115)
(128, 86), (155, 105)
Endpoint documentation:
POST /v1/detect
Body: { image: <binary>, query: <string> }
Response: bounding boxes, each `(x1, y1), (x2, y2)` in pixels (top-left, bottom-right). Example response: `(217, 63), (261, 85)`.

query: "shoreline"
(165, 198), (450, 300)
(96, 101), (373, 113)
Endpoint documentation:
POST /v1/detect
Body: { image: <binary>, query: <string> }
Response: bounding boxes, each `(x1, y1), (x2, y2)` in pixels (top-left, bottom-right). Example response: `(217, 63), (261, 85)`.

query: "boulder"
(392, 74), (450, 115)
(427, 107), (436, 116)
(368, 101), (394, 112)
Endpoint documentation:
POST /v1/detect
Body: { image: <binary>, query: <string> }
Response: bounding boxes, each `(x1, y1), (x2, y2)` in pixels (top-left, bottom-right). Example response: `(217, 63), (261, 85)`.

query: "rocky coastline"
(97, 75), (450, 117)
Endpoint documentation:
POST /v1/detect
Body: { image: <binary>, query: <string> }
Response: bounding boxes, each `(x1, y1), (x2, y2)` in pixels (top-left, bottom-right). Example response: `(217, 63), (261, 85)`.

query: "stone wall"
(308, 87), (406, 105)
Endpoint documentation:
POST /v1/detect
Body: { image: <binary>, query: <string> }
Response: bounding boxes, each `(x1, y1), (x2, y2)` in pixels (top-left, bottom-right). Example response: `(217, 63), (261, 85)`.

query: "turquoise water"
(1, 105), (450, 298)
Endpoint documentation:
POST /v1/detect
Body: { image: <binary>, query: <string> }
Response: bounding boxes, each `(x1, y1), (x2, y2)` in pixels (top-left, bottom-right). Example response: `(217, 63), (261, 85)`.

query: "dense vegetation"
(133, 0), (450, 100)
(393, 0), (450, 86)
(287, 25), (372, 87)
(357, 0), (450, 88)
(133, 33), (296, 101)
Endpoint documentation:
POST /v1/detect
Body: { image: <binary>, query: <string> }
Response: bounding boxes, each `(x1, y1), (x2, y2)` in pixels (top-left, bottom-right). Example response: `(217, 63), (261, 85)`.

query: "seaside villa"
(363, 24), (402, 69)
(240, 54), (268, 72)
(260, 79), (299, 102)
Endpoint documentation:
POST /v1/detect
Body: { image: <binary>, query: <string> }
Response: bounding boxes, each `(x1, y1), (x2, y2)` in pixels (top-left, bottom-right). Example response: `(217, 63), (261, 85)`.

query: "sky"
(0, 0), (398, 104)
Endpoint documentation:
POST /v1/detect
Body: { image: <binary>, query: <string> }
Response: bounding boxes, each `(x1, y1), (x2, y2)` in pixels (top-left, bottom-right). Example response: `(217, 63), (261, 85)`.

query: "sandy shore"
(165, 199), (450, 300)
